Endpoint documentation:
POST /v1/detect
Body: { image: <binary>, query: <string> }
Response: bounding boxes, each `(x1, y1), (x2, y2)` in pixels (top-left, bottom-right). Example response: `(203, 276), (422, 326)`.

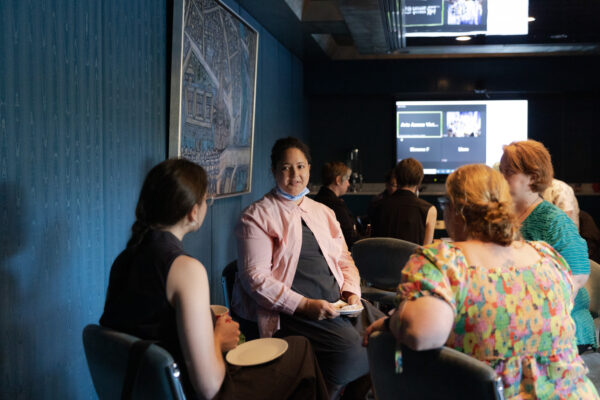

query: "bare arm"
(572, 273), (589, 293)
(363, 296), (454, 350)
(166, 256), (239, 399)
(424, 206), (437, 245)
(392, 296), (454, 351)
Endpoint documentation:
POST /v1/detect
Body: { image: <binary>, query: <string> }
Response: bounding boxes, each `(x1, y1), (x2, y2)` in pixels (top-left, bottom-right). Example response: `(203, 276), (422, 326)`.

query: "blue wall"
(0, 0), (306, 397)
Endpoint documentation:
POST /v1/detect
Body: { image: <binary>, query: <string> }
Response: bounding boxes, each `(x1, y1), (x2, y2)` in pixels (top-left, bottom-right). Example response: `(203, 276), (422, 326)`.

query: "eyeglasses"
(206, 194), (215, 207)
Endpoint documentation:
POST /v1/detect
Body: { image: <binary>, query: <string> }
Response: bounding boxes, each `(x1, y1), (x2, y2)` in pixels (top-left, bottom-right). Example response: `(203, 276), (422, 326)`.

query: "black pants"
(216, 336), (329, 400)
(277, 300), (384, 386)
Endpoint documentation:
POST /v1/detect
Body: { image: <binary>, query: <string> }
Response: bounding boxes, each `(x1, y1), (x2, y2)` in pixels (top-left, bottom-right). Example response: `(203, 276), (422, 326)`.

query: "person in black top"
(314, 161), (361, 248)
(370, 158), (437, 245)
(100, 159), (327, 400)
(369, 169), (398, 205)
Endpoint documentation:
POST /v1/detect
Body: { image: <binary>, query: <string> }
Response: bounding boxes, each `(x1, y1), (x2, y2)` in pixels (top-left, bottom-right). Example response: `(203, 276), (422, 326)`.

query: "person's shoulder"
(539, 201), (576, 228)
(170, 255), (207, 279)
(240, 191), (279, 216)
(313, 187), (341, 208)
(528, 240), (571, 270)
(417, 196), (434, 208)
(552, 179), (575, 195)
(529, 200), (565, 224)
(407, 240), (467, 279)
(418, 240), (458, 262)
(528, 240), (556, 255)
(379, 190), (403, 206)
(304, 196), (335, 214)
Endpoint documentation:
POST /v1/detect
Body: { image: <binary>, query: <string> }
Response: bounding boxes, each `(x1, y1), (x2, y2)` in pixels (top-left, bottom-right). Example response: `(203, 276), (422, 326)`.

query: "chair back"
(586, 259), (600, 316)
(221, 260), (237, 309)
(352, 238), (419, 291)
(367, 331), (504, 400)
(82, 324), (186, 400)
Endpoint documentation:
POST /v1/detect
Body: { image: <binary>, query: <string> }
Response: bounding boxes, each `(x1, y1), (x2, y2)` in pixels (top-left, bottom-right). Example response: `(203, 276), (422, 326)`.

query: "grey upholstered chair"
(585, 259), (600, 323)
(221, 260), (238, 310)
(581, 259), (600, 389)
(82, 324), (186, 400)
(367, 331), (504, 400)
(352, 237), (419, 306)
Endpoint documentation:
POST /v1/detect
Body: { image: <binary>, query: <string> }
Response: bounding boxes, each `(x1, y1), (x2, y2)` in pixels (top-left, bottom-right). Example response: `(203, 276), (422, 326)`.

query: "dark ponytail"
(126, 220), (151, 249)
(126, 159), (208, 249)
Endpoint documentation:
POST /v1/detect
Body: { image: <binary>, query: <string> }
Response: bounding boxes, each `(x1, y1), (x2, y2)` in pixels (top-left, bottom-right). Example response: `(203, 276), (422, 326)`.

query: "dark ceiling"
(236, 0), (600, 60)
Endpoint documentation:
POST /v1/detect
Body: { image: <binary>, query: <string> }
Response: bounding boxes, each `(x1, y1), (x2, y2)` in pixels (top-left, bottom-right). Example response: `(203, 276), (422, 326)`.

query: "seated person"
(231, 137), (384, 399)
(365, 164), (599, 399)
(580, 210), (600, 263)
(100, 159), (328, 400)
(543, 178), (580, 229)
(370, 169), (398, 204)
(500, 139), (596, 352)
(314, 161), (361, 248)
(370, 158), (436, 245)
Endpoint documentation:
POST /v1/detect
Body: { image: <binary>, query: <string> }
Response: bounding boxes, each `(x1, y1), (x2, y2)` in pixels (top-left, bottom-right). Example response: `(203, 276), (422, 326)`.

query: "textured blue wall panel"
(1, 1), (107, 398)
(101, 0), (166, 268)
(0, 0), (305, 397)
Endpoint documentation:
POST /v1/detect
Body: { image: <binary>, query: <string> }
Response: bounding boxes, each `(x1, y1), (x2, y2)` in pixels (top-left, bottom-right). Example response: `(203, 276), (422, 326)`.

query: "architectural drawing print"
(170, 0), (258, 197)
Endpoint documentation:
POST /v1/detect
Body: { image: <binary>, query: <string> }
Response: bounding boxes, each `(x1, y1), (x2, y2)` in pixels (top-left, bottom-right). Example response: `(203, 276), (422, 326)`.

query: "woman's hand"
(214, 314), (240, 352)
(363, 316), (388, 346)
(343, 292), (360, 305)
(296, 298), (340, 320)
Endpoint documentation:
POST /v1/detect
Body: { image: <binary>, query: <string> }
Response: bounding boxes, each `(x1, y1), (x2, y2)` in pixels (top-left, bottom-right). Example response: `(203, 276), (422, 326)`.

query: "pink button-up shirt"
(231, 189), (361, 337)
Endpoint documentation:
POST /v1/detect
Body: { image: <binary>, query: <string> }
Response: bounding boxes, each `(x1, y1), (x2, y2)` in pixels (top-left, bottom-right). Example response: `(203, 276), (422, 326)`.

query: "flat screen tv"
(396, 100), (528, 180)
(403, 0), (529, 37)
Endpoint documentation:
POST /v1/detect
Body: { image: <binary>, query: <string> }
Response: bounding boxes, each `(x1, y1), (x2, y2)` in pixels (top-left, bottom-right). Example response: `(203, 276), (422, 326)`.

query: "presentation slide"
(396, 100), (527, 175)
(404, 0), (528, 37)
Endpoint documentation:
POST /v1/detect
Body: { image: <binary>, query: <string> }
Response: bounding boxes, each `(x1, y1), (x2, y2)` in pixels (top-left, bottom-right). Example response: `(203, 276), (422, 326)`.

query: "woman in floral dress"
(365, 164), (598, 399)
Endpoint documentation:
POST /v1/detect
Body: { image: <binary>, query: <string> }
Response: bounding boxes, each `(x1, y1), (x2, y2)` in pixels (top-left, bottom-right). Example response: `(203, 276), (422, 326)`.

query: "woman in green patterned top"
(500, 139), (596, 353)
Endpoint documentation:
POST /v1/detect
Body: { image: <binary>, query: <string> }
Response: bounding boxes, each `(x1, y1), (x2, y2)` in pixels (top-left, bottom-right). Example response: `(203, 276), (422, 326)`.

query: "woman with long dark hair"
(100, 158), (327, 400)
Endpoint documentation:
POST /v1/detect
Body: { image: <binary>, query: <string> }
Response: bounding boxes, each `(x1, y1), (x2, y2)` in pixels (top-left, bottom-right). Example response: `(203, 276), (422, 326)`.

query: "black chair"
(581, 259), (600, 390)
(352, 237), (419, 307)
(221, 260), (260, 340)
(221, 260), (238, 310)
(82, 324), (186, 400)
(367, 331), (504, 400)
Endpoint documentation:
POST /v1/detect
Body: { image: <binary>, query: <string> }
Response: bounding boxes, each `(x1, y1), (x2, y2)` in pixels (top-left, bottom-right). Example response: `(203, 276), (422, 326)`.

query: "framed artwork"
(169, 0), (258, 198)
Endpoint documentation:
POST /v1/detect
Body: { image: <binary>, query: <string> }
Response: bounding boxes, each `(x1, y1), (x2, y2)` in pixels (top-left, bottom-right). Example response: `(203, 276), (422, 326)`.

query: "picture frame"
(169, 0), (259, 198)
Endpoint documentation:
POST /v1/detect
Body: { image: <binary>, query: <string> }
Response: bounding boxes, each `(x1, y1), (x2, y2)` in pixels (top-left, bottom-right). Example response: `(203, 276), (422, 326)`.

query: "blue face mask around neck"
(275, 186), (310, 202)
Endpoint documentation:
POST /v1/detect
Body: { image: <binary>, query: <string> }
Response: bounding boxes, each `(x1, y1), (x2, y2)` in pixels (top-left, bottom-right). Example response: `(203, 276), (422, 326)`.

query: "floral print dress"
(397, 240), (599, 399)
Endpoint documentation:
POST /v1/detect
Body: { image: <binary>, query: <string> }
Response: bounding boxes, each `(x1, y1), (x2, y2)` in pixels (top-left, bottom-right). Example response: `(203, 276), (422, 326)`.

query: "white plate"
(332, 300), (364, 315)
(226, 338), (288, 366)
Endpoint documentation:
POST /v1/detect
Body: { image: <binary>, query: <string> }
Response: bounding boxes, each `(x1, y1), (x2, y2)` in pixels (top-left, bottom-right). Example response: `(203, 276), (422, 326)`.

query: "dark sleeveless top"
(290, 220), (340, 302)
(370, 189), (432, 244)
(100, 229), (186, 364)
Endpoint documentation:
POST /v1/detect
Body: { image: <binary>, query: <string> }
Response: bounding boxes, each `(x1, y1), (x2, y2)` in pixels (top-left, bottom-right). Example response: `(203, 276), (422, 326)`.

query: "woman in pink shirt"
(231, 137), (382, 399)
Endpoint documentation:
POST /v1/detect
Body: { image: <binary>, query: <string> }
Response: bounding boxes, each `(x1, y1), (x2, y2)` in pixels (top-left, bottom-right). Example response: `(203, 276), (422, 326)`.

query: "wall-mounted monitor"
(396, 100), (528, 179)
(404, 0), (529, 37)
